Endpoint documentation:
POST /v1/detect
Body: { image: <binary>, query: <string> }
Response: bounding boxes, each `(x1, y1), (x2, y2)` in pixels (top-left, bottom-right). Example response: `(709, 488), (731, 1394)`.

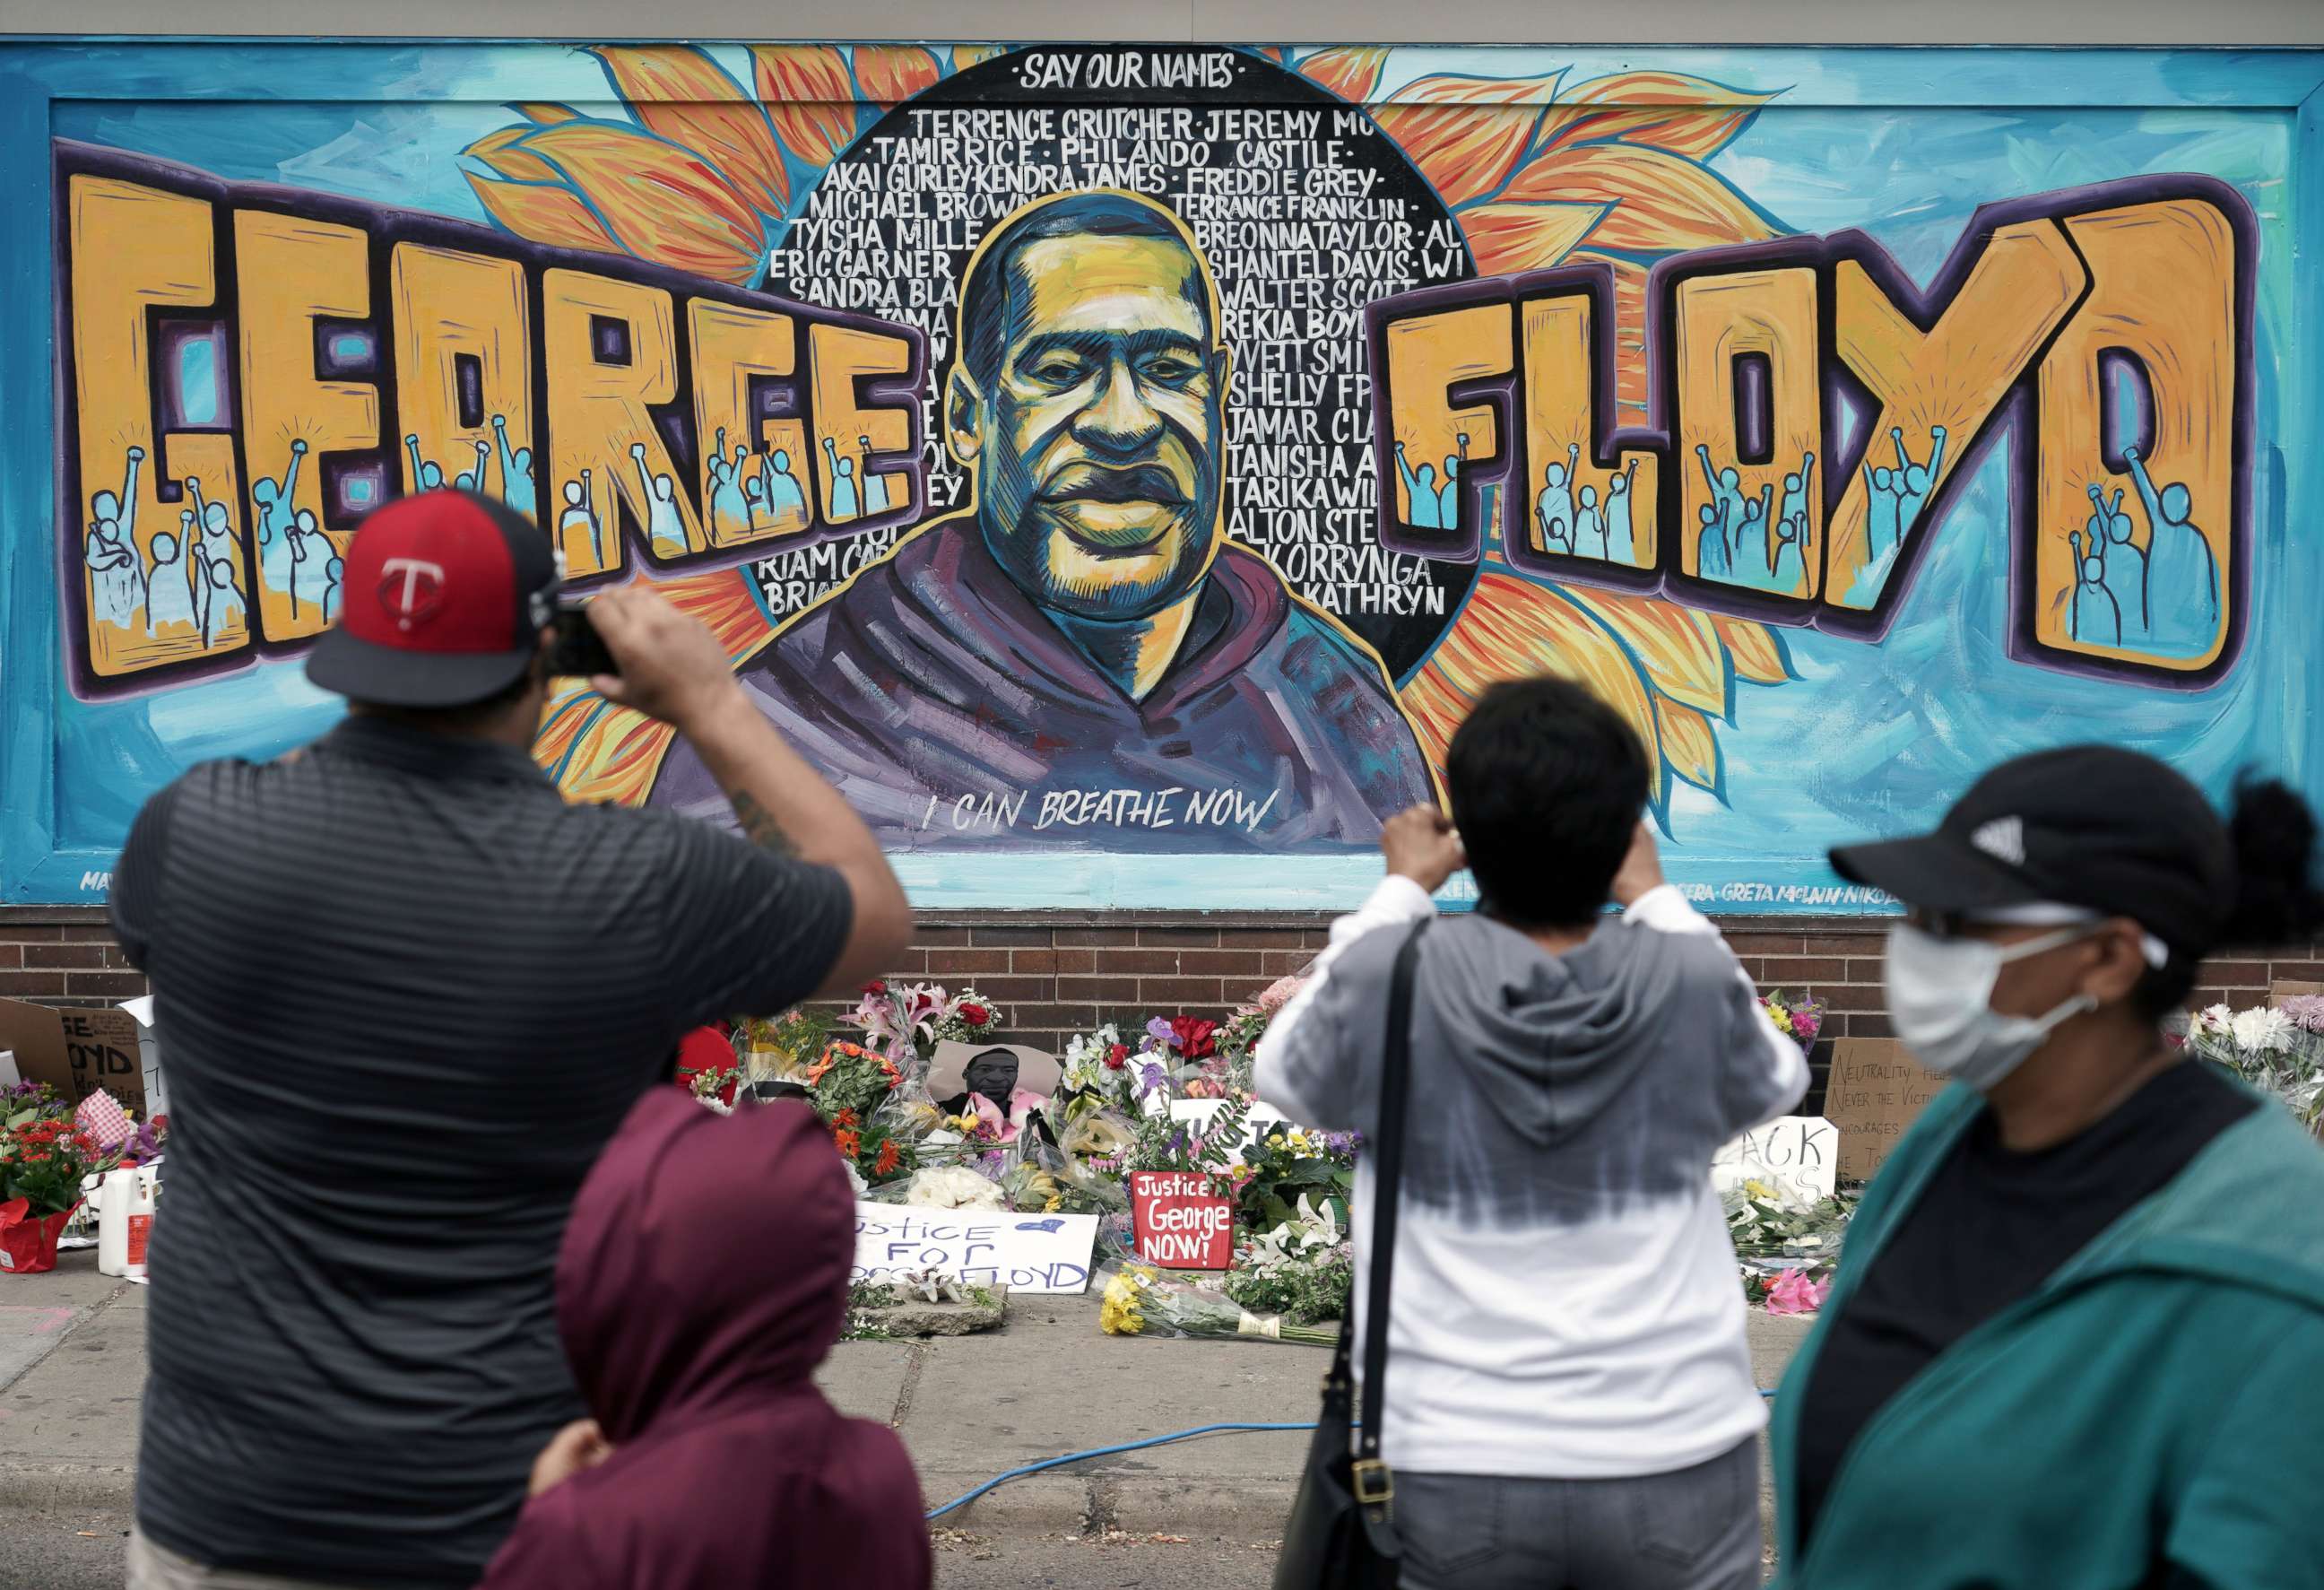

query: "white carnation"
(2230, 1007), (2294, 1055)
(902, 1166), (1009, 1211)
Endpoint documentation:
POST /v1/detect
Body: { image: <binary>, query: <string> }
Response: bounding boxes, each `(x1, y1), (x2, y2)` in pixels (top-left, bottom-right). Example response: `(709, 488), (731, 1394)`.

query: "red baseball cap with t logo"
(307, 489), (560, 708)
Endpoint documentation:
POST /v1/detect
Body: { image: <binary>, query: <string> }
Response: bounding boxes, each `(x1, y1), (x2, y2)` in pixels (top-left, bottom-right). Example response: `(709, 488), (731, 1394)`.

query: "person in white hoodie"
(1258, 675), (1808, 1590)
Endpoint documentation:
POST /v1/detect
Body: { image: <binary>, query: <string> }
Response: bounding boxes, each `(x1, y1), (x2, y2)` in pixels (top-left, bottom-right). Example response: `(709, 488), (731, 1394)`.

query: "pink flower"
(1256, 975), (1308, 1016)
(1765, 1269), (1830, 1316)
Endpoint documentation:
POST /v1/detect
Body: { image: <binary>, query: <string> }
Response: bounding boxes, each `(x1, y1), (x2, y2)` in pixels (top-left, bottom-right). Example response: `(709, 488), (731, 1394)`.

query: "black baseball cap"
(1829, 746), (2236, 960)
(307, 490), (559, 708)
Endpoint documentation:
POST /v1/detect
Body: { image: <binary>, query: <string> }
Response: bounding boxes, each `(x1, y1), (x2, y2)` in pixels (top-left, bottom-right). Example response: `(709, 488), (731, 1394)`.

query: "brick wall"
(9, 905), (2320, 1115)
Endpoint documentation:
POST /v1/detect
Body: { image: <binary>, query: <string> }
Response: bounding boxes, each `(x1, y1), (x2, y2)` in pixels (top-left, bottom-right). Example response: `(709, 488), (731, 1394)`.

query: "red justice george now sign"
(1129, 1170), (1235, 1269)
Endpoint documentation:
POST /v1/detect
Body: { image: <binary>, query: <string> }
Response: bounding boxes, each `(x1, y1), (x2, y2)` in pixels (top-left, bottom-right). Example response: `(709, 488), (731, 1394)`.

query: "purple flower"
(1136, 1061), (1169, 1099)
(1324, 1132), (1360, 1156)
(2283, 995), (2324, 1036)
(1168, 1129), (1190, 1160)
(1145, 1016), (1180, 1049)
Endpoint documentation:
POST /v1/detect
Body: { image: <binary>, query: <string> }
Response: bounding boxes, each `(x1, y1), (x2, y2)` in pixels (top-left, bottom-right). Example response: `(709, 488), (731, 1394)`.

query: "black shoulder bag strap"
(1355, 916), (1431, 1532)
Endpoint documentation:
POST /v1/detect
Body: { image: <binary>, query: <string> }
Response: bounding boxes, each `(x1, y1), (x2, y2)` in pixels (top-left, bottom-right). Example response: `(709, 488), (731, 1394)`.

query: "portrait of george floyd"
(646, 189), (1439, 851)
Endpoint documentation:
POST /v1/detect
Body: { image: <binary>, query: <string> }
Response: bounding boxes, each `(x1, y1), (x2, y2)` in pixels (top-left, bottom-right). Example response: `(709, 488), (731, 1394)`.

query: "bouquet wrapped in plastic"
(1097, 1264), (1333, 1346)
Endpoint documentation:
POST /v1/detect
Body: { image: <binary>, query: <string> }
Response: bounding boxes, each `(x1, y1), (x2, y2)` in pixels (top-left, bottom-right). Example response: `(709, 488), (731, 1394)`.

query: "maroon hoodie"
(474, 1090), (930, 1590)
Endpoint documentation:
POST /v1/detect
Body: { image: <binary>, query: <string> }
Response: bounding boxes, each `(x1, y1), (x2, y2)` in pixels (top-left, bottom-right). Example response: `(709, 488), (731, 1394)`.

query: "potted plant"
(1, 1093), (105, 1275)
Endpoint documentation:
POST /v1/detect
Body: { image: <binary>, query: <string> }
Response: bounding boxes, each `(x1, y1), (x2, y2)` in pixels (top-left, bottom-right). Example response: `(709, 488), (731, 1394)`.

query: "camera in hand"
(547, 604), (618, 679)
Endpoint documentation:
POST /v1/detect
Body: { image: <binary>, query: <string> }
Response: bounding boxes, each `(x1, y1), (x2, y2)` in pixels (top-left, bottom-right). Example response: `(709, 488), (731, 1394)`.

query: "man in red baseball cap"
(110, 490), (912, 1590)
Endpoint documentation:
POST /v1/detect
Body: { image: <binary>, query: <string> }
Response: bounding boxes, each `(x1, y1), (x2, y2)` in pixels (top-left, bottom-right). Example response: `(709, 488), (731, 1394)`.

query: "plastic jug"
(97, 1165), (160, 1279)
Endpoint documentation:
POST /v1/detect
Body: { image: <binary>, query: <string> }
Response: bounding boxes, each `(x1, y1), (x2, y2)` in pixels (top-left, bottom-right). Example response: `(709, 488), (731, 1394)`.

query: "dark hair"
(352, 656), (542, 733)
(2133, 774), (2324, 1020)
(956, 193), (1210, 388)
(1446, 677), (1650, 928)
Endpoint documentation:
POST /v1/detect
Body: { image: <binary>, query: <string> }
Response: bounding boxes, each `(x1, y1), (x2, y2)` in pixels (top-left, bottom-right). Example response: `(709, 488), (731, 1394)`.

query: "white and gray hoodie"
(1258, 877), (1808, 1479)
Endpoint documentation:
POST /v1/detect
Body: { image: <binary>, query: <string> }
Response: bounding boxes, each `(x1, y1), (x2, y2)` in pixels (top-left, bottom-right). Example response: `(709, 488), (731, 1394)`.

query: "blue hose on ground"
(924, 1392), (1781, 1520)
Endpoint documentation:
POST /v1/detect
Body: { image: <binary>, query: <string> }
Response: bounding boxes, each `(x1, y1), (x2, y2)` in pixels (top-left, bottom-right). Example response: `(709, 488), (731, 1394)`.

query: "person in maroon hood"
(475, 1089), (930, 1590)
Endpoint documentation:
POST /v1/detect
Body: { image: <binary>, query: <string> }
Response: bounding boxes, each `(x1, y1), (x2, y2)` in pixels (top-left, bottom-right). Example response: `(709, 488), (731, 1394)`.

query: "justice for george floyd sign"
(851, 1203), (1098, 1295)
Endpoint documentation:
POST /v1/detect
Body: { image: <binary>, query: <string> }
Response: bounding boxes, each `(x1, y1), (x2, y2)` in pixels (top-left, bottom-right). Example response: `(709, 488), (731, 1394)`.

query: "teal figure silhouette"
(186, 477), (244, 646)
(491, 416), (537, 519)
(1575, 484), (1604, 560)
(1893, 426), (1947, 532)
(1697, 500), (1733, 580)
(2089, 483), (2148, 640)
(2123, 446), (2219, 656)
(1604, 460), (1640, 564)
(2067, 529), (2123, 647)
(455, 440), (489, 493)
(1863, 457), (1904, 559)
(821, 436), (861, 522)
(287, 509), (334, 621)
(1763, 452), (1816, 593)
(707, 427), (752, 542)
(858, 435), (893, 516)
(758, 447), (809, 528)
(558, 473), (603, 569)
(255, 440), (308, 599)
(402, 435), (445, 494)
(87, 445), (147, 630)
(1435, 434), (1469, 529)
(146, 527), (197, 635)
(1536, 442), (1579, 553)
(1736, 485), (1774, 581)
(631, 442), (690, 556)
(322, 556), (344, 626)
(1393, 441), (1442, 531)
(1696, 445), (1747, 540)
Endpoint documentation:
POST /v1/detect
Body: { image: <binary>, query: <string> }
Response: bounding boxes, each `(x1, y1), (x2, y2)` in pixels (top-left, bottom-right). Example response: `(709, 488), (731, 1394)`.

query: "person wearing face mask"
(1767, 746), (2324, 1590)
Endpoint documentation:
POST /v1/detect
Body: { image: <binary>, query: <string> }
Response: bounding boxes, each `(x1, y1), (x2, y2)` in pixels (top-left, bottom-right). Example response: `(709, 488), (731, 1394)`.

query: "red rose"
(960, 1003), (991, 1027)
(863, 980), (887, 996)
(1169, 1016), (1219, 1059)
(1104, 1043), (1129, 1070)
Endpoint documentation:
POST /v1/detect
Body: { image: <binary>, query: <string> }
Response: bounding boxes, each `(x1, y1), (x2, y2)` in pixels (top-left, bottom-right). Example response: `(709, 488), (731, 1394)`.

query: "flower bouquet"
(2179, 1001), (2324, 1133)
(1726, 1179), (1855, 1306)
(1224, 1195), (1353, 1325)
(802, 1040), (925, 1187)
(1760, 990), (1825, 1059)
(734, 1009), (834, 1091)
(1058, 1024), (1140, 1119)
(848, 981), (1006, 1071)
(1, 1093), (106, 1274)
(1099, 1264), (1335, 1345)
(1235, 1124), (1357, 1231)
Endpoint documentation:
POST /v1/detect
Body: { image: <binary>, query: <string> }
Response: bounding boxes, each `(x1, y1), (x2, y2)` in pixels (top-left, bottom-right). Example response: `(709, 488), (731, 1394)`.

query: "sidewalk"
(1, 1250), (1813, 1540)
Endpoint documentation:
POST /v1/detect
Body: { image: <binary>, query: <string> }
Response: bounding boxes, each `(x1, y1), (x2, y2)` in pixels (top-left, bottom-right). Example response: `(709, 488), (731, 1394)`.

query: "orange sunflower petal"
(1400, 574), (1667, 811)
(1654, 697), (1724, 795)
(1298, 46), (1389, 104)
(854, 45), (942, 107)
(751, 45), (862, 169)
(1459, 200), (1606, 275)
(661, 568), (779, 665)
(1534, 71), (1778, 162)
(464, 125), (563, 185)
(536, 693), (679, 808)
(1560, 587), (1730, 717)
(518, 121), (767, 285)
(587, 45), (790, 218)
(464, 171), (622, 255)
(1711, 613), (1797, 684)
(954, 45), (1010, 71)
(1502, 141), (1780, 254)
(1374, 71), (1566, 207)
(511, 102), (582, 124)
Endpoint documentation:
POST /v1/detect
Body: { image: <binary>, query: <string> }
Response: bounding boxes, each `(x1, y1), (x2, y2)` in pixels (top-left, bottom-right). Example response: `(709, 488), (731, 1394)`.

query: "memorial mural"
(5, 39), (2314, 908)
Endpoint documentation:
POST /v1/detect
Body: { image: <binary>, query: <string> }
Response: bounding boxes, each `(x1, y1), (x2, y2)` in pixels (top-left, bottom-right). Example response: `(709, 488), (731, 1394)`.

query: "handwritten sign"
(851, 1203), (1097, 1295)
(1713, 1116), (1837, 1203)
(0, 996), (156, 1117)
(1167, 1099), (1291, 1163)
(1130, 1170), (1235, 1269)
(1823, 1038), (1948, 1182)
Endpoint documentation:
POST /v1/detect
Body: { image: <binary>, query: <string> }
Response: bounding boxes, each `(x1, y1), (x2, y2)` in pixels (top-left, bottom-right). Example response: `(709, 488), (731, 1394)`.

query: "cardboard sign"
(1713, 1116), (1838, 1204)
(2270, 980), (2324, 1008)
(1822, 1038), (1947, 1182)
(1129, 1169), (1236, 1269)
(851, 1203), (1097, 1294)
(0, 996), (160, 1117)
(1167, 1098), (1291, 1163)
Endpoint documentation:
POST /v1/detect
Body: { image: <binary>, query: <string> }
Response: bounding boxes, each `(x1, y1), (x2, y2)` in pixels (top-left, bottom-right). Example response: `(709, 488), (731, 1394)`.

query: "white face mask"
(1883, 923), (2101, 1090)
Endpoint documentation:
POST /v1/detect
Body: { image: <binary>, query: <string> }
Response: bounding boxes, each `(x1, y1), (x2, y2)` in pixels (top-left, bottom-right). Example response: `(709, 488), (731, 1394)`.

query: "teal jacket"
(1771, 1076), (2324, 1590)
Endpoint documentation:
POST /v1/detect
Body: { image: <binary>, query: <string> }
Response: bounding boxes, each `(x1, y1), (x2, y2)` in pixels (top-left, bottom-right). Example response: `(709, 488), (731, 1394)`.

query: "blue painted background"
(4, 42), (2320, 910)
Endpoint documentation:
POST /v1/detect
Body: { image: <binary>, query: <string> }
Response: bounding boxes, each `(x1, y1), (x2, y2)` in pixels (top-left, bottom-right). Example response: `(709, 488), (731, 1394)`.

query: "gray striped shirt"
(109, 715), (850, 1586)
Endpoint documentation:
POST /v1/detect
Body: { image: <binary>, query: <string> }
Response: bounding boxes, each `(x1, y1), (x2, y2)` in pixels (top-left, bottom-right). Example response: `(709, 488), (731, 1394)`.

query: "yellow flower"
(1100, 1269), (1154, 1336)
(1743, 1178), (1779, 1202)
(1268, 1134), (1288, 1148)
